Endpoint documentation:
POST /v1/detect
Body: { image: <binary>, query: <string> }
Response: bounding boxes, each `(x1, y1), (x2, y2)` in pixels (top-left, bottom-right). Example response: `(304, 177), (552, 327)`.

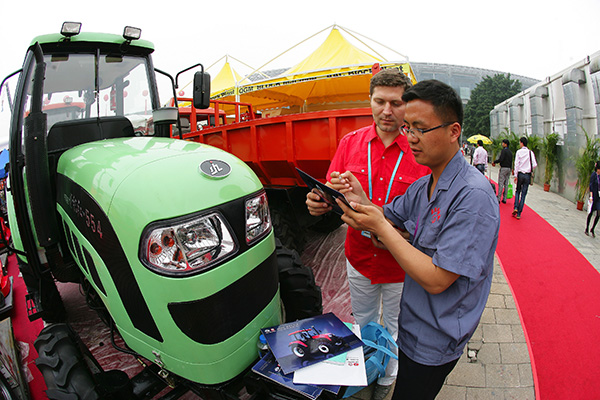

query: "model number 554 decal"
(64, 193), (103, 239)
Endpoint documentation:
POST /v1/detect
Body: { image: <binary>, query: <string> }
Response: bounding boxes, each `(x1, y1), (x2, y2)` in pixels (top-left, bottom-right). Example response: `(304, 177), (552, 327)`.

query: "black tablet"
(296, 168), (356, 215)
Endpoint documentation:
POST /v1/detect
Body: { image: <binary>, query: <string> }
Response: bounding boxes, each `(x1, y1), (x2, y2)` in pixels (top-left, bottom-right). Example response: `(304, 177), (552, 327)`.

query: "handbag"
(507, 182), (514, 199)
(587, 196), (593, 214)
(342, 322), (398, 398)
(529, 150), (535, 185)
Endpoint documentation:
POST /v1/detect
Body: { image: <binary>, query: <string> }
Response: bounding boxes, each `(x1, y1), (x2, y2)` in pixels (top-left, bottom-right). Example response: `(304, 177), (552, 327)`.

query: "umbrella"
(0, 149), (8, 179)
(467, 134), (492, 145)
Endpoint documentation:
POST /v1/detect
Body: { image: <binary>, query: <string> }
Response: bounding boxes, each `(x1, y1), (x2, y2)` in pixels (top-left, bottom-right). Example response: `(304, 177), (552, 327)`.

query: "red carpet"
(495, 203), (600, 399)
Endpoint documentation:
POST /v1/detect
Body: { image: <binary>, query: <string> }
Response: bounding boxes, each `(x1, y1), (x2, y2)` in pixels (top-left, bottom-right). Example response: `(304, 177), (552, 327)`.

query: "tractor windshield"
(24, 52), (154, 135)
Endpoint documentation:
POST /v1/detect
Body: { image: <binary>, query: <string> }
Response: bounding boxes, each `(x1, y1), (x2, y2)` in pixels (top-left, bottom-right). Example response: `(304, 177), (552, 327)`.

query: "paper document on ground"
(252, 353), (323, 399)
(293, 323), (367, 386)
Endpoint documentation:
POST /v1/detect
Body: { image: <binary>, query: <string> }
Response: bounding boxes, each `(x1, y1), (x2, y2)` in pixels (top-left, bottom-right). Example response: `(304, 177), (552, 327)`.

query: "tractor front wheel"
(276, 239), (323, 322)
(34, 324), (101, 400)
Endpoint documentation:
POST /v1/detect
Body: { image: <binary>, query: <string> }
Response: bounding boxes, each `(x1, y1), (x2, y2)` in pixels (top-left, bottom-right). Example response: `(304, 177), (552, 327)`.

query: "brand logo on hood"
(199, 159), (231, 179)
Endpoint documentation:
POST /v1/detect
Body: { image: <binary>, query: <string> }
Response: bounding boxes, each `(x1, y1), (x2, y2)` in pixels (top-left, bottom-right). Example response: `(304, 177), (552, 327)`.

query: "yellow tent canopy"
(211, 25), (414, 114)
(210, 59), (243, 97)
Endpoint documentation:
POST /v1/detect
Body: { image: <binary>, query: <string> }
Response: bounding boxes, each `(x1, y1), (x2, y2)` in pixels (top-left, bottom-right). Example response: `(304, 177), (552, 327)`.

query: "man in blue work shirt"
(334, 80), (500, 399)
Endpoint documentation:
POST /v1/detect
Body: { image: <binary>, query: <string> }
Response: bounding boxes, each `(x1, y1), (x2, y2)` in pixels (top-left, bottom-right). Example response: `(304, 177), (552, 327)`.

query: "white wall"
(490, 50), (600, 202)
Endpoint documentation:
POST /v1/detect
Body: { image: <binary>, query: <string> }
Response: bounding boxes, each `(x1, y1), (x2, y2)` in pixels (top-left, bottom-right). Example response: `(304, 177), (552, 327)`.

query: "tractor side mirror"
(193, 71), (211, 109)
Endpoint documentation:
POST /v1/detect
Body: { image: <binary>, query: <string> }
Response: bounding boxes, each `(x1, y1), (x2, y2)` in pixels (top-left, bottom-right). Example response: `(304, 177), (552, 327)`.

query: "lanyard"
(367, 141), (404, 204)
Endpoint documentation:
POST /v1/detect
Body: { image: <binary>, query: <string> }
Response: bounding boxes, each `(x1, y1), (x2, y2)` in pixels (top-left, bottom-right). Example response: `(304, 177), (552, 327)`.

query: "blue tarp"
(0, 149), (8, 179)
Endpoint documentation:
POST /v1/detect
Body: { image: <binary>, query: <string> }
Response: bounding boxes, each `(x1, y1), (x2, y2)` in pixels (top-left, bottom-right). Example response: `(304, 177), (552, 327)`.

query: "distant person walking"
(512, 137), (537, 220)
(492, 139), (513, 204)
(585, 161), (600, 237)
(472, 140), (488, 174)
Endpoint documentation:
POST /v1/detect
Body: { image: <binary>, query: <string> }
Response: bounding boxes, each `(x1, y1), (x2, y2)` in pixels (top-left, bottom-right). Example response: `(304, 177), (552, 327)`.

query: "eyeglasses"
(401, 122), (457, 138)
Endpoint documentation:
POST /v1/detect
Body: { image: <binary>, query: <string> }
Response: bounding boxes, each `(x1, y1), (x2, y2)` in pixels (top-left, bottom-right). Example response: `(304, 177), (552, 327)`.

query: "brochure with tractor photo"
(293, 322), (368, 387)
(261, 312), (362, 375)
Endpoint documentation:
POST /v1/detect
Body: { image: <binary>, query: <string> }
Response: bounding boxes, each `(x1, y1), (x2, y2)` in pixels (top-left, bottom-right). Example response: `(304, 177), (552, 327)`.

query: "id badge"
(361, 230), (372, 238)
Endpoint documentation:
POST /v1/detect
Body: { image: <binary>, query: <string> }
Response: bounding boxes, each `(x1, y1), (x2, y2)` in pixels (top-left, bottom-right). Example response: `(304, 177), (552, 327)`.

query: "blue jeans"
(513, 172), (531, 216)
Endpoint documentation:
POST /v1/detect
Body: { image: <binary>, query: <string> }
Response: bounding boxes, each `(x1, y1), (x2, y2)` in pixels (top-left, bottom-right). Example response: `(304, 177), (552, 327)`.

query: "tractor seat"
(47, 116), (134, 153)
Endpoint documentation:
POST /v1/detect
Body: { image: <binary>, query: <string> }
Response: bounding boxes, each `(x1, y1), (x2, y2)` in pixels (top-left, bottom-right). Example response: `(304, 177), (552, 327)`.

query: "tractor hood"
(56, 136), (263, 222)
(54, 137), (280, 384)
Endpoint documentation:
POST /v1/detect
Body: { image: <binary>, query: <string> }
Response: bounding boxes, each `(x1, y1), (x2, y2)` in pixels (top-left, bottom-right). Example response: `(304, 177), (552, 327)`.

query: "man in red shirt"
(306, 68), (429, 399)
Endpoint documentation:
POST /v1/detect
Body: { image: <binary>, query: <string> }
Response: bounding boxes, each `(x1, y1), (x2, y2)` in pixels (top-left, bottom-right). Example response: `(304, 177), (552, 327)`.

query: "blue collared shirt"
(383, 150), (500, 365)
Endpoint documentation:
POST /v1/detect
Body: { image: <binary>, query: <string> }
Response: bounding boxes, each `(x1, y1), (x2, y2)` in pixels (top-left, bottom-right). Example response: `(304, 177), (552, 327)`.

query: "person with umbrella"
(472, 139), (488, 174)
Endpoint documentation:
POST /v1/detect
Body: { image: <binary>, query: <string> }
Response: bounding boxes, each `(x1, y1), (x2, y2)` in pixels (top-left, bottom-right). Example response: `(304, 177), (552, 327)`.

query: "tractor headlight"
(245, 192), (271, 244)
(141, 212), (236, 274)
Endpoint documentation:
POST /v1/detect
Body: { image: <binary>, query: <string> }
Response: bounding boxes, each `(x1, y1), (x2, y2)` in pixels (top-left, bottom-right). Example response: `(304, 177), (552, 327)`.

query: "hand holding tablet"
(297, 168), (356, 216)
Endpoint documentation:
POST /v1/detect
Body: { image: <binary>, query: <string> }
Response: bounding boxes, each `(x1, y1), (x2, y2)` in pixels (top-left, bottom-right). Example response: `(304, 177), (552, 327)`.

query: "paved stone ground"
(348, 160), (600, 400)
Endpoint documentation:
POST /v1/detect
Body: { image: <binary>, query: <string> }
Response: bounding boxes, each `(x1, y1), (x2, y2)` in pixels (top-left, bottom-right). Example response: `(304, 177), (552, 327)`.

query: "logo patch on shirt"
(431, 207), (441, 223)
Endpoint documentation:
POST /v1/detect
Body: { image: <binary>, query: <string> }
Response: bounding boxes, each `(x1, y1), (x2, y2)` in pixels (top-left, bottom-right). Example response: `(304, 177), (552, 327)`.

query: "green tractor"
(0, 22), (322, 399)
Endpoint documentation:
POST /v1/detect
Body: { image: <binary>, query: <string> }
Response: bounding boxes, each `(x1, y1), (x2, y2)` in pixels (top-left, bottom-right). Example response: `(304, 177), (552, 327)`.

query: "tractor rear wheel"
(34, 324), (101, 400)
(276, 239), (323, 322)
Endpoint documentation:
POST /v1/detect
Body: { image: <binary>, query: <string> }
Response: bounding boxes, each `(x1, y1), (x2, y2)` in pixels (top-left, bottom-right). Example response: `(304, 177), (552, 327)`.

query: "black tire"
(0, 372), (19, 400)
(271, 207), (306, 254)
(309, 212), (344, 234)
(276, 239), (323, 322)
(34, 324), (101, 400)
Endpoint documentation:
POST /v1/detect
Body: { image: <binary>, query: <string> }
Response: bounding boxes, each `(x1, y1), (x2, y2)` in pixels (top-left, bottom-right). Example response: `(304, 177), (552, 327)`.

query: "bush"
(542, 132), (560, 185)
(575, 130), (600, 203)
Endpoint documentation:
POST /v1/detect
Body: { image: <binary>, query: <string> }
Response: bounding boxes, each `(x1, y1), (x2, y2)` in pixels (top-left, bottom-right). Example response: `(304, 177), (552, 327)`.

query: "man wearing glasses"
(336, 80), (500, 399)
(306, 69), (428, 400)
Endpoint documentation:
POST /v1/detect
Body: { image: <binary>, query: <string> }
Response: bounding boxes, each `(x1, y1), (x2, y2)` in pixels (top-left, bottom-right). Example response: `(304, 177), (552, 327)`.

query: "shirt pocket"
(416, 215), (442, 255)
(389, 174), (417, 197)
(346, 163), (369, 190)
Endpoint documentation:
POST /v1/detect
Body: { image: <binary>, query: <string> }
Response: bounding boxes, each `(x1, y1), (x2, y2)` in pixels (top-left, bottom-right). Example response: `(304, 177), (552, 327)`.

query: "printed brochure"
(261, 312), (363, 375)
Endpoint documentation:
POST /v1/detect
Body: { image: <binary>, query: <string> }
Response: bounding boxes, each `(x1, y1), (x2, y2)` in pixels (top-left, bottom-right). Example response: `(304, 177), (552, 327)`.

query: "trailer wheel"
(34, 324), (101, 400)
(271, 208), (306, 254)
(276, 239), (323, 322)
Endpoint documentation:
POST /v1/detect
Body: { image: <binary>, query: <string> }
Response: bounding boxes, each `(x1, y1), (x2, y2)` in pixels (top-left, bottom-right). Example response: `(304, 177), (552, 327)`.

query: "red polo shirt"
(327, 123), (430, 284)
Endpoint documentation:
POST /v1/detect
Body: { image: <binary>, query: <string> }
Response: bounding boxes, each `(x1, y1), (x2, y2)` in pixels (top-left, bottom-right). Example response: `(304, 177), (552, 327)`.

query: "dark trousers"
(513, 172), (531, 216)
(586, 209), (600, 233)
(391, 350), (460, 400)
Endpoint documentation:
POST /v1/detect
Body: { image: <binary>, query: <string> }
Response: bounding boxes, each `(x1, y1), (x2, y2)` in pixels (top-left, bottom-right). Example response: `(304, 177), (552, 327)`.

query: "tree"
(463, 74), (522, 139)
